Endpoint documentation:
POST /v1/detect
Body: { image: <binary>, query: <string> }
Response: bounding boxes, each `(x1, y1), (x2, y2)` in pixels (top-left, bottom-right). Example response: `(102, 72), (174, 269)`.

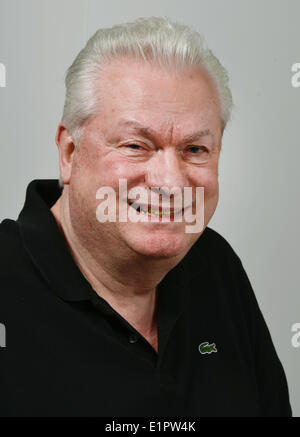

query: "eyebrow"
(118, 120), (212, 143)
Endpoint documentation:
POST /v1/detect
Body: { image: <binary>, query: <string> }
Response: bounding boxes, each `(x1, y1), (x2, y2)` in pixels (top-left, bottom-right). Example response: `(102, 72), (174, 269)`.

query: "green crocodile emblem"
(198, 341), (217, 354)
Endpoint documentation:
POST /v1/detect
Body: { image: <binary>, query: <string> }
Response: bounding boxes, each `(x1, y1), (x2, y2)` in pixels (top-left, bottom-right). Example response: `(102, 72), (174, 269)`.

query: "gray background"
(0, 0), (299, 416)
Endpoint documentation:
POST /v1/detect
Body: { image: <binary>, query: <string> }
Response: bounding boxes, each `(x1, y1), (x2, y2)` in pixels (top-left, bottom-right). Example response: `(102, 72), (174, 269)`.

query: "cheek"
(206, 174), (219, 197)
(71, 146), (116, 189)
(190, 166), (219, 195)
(70, 145), (96, 183)
(95, 154), (145, 191)
(69, 149), (103, 216)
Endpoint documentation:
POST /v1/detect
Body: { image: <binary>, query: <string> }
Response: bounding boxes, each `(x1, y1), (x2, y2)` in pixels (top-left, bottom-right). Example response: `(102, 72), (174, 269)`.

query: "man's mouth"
(128, 200), (184, 219)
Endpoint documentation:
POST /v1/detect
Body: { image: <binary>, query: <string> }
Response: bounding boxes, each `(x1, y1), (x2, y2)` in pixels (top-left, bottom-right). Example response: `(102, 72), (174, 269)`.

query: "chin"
(124, 231), (190, 259)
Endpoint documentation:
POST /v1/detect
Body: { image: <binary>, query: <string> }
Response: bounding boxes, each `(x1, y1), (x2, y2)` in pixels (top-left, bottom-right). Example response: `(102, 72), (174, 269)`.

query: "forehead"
(90, 59), (222, 140)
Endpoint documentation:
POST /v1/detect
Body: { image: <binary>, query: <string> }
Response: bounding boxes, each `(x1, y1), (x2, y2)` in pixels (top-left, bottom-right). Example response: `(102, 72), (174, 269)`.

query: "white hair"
(58, 16), (233, 188)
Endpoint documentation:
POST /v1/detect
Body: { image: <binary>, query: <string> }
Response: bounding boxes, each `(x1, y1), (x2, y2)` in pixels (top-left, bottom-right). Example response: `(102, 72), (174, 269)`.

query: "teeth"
(140, 206), (181, 217)
(129, 202), (182, 217)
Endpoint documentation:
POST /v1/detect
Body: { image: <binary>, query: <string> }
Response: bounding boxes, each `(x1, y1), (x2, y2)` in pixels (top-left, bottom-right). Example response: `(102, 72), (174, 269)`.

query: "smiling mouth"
(128, 201), (184, 218)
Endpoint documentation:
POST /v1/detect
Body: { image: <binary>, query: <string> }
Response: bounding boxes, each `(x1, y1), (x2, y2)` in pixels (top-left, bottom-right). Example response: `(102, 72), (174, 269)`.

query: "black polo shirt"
(0, 179), (292, 417)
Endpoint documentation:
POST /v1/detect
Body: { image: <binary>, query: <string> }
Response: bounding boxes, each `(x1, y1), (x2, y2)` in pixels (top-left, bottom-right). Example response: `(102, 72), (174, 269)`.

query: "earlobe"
(55, 123), (76, 185)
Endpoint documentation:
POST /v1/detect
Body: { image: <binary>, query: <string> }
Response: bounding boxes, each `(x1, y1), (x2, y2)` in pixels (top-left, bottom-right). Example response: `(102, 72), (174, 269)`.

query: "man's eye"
(122, 144), (145, 152)
(187, 146), (206, 154)
(184, 145), (210, 163)
(127, 144), (142, 150)
(119, 143), (147, 158)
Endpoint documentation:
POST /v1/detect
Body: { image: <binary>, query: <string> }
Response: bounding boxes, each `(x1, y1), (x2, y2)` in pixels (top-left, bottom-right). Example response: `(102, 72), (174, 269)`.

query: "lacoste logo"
(198, 341), (217, 354)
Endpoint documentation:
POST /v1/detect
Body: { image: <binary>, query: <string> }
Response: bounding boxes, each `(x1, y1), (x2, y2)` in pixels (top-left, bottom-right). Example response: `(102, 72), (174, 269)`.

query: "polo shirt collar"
(17, 179), (95, 302)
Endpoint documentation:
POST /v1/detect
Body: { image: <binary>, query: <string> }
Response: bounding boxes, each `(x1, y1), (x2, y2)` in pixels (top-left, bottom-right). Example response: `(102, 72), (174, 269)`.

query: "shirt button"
(128, 333), (139, 344)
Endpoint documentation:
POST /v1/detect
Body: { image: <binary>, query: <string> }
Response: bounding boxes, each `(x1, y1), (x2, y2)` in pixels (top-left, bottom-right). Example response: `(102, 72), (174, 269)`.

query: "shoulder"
(0, 219), (29, 303)
(0, 218), (23, 257)
(186, 225), (243, 273)
(184, 226), (255, 313)
(198, 226), (239, 255)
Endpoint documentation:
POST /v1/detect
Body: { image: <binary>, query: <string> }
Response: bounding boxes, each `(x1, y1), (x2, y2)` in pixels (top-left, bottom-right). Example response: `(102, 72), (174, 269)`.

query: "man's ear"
(55, 123), (76, 185)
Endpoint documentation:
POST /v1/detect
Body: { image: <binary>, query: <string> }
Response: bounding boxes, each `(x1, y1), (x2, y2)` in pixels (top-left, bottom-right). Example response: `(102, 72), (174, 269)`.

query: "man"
(0, 17), (292, 416)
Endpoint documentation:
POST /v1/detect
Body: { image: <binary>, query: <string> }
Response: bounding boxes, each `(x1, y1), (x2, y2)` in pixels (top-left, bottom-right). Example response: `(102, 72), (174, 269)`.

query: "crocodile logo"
(198, 341), (217, 354)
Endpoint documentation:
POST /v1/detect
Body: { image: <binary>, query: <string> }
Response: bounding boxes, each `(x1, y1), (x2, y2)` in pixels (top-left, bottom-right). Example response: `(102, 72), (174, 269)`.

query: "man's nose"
(145, 148), (188, 190)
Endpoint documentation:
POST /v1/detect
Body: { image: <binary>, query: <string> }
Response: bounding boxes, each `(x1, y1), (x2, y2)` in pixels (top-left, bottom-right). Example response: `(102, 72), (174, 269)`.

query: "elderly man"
(0, 17), (292, 417)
